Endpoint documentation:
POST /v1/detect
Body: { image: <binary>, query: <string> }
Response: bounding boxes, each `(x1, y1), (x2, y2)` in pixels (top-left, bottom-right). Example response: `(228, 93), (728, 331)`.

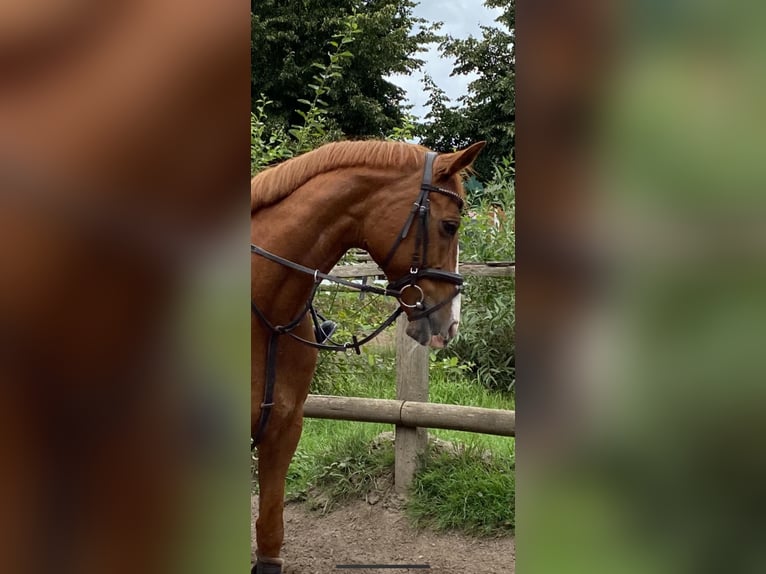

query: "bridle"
(250, 151), (464, 445)
(380, 151), (464, 320)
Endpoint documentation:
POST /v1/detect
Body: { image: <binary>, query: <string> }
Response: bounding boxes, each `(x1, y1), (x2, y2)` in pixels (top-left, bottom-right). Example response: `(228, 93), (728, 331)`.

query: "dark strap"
(250, 282), (319, 335)
(380, 152), (463, 273)
(279, 305), (403, 353)
(422, 183), (464, 210)
(251, 282), (403, 354)
(251, 301), (403, 448)
(252, 244), (402, 298)
(387, 268), (463, 291)
(382, 152), (435, 270)
(253, 331), (280, 447)
(381, 187), (427, 270)
(418, 196), (430, 269)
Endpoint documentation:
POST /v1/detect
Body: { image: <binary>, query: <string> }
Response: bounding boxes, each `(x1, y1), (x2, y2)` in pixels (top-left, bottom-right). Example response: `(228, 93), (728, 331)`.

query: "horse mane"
(251, 140), (429, 212)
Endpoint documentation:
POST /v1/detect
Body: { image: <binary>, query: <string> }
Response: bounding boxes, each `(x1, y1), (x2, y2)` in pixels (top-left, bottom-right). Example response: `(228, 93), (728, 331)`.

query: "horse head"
(364, 141), (486, 348)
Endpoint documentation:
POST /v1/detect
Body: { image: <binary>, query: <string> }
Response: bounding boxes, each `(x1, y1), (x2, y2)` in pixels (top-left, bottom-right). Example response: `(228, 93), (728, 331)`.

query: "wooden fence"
(302, 260), (515, 493)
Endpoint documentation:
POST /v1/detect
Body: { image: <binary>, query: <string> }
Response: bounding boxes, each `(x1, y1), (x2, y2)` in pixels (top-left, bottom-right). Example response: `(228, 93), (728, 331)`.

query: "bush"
(441, 157), (515, 394)
(250, 16), (358, 174)
(446, 277), (515, 393)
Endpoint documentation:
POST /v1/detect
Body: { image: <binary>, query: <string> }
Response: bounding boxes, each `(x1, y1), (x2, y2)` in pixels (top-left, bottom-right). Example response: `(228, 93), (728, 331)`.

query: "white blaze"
(450, 244), (462, 333)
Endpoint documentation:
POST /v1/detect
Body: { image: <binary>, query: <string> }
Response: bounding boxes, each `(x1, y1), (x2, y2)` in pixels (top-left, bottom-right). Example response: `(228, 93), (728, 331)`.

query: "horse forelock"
(250, 140), (430, 212)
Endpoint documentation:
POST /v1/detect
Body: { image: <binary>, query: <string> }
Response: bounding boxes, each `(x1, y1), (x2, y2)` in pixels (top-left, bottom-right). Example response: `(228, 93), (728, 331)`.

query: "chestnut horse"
(251, 140), (485, 573)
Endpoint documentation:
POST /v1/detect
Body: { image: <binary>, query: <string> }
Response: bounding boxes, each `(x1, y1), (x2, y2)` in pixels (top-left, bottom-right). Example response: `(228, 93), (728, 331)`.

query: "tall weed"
(443, 157), (515, 393)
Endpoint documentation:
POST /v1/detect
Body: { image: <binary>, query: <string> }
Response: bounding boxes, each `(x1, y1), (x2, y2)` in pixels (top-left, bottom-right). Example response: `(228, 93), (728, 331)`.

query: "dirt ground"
(251, 493), (515, 574)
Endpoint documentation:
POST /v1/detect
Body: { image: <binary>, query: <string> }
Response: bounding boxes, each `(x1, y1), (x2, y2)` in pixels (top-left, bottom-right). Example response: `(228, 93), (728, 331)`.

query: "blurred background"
(0, 2), (250, 573)
(517, 1), (766, 573)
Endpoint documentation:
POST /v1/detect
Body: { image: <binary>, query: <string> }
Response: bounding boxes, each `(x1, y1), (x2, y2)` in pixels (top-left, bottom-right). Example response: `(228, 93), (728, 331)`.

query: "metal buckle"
(398, 284), (425, 309)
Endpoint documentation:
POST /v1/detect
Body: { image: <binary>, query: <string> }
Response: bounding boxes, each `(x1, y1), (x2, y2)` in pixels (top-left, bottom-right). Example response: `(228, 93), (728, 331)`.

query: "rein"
(248, 256), (404, 354)
(251, 151), (464, 445)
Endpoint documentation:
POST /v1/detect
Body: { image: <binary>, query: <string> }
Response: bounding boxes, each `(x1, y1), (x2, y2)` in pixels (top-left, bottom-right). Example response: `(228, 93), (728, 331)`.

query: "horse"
(250, 139), (486, 573)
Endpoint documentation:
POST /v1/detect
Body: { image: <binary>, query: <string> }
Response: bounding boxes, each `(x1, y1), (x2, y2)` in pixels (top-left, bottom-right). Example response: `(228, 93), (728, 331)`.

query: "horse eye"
(441, 221), (459, 236)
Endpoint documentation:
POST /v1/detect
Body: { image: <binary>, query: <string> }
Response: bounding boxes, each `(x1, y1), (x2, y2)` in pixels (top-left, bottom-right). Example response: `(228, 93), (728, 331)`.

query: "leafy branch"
(251, 14), (360, 174)
(291, 15), (360, 153)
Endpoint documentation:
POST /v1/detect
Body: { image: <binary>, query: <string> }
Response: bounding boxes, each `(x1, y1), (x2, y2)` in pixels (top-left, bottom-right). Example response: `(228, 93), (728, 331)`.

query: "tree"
(417, 0), (515, 180)
(251, 0), (440, 137)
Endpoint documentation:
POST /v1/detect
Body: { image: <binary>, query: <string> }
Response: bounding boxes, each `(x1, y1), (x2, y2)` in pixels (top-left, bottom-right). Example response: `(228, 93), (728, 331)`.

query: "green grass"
(277, 346), (515, 536)
(286, 428), (395, 509)
(408, 445), (515, 536)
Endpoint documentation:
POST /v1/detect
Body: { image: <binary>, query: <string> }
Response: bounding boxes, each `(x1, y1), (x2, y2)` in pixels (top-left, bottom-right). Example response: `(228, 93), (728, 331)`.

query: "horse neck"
(252, 167), (388, 322)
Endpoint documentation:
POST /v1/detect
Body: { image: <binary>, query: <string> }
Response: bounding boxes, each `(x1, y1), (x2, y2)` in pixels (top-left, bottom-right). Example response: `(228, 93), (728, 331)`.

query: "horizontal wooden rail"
(303, 394), (515, 437)
(330, 261), (515, 278)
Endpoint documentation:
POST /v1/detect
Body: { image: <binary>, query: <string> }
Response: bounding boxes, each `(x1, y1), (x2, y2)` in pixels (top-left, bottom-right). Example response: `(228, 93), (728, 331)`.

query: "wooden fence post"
(394, 314), (429, 494)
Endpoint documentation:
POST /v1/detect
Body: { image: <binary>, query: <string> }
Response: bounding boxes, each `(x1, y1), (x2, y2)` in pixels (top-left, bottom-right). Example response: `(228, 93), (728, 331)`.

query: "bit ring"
(398, 284), (425, 309)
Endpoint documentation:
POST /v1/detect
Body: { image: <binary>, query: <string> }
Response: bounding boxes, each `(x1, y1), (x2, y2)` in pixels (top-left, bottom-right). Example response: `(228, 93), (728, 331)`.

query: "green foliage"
(442, 157), (515, 393)
(467, 155), (516, 210)
(461, 158), (515, 252)
(289, 17), (360, 152)
(252, 0), (440, 137)
(251, 17), (358, 173)
(408, 445), (515, 536)
(447, 277), (515, 393)
(417, 0), (515, 180)
(386, 113), (418, 142)
(311, 338), (514, 413)
(310, 285), (400, 394)
(429, 353), (474, 382)
(311, 344), (396, 397)
(251, 98), (293, 172)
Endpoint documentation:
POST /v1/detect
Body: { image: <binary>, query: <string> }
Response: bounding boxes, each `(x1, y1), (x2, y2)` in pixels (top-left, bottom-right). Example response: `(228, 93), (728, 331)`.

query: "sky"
(387, 0), (504, 120)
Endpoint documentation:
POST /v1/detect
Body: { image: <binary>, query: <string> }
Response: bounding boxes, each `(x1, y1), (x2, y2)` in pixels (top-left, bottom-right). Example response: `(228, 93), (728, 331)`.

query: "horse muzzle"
(405, 314), (460, 348)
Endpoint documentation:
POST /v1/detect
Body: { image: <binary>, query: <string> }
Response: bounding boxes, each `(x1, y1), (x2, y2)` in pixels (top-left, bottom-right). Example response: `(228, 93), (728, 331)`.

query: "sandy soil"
(251, 493), (515, 574)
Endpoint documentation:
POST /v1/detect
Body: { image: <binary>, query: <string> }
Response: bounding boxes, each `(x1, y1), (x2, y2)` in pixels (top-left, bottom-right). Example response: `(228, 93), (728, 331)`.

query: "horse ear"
(434, 141), (487, 178)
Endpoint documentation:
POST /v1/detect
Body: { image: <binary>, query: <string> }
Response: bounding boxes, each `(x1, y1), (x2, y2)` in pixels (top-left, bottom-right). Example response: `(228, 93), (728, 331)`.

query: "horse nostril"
(448, 321), (459, 339)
